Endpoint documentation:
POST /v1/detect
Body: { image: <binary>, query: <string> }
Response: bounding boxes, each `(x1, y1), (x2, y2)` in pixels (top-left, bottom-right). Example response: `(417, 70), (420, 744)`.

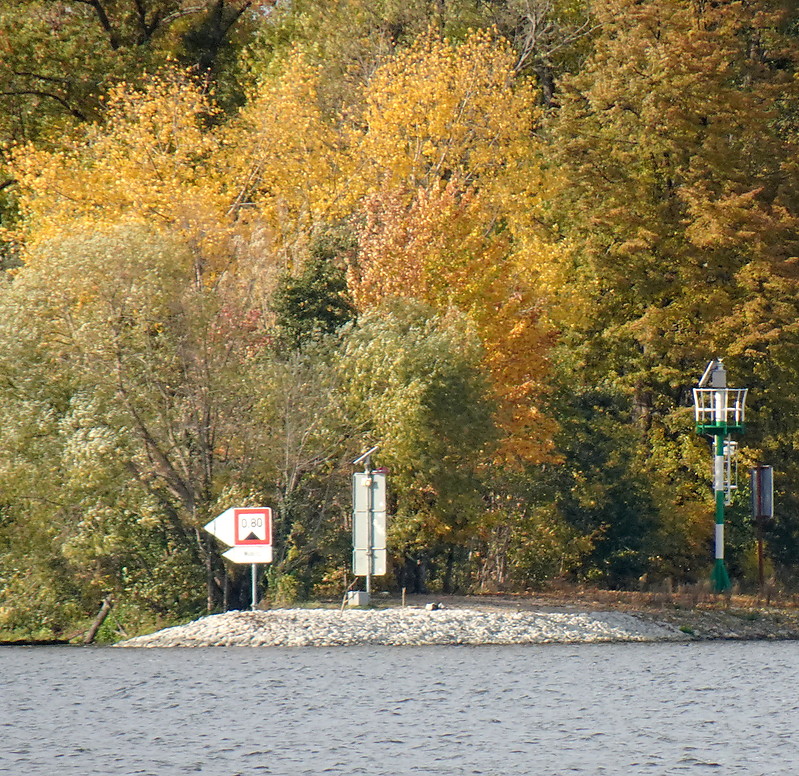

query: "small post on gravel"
(693, 359), (747, 593)
(251, 563), (257, 611)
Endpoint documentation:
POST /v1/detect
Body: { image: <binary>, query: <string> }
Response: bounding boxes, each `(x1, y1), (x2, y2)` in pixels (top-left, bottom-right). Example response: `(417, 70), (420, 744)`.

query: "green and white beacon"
(692, 359), (747, 593)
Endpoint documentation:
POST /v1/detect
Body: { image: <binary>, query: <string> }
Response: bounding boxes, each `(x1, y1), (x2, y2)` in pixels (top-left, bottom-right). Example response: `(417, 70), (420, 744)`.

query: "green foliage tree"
(338, 299), (496, 592)
(0, 223), (281, 624)
(271, 230), (356, 349)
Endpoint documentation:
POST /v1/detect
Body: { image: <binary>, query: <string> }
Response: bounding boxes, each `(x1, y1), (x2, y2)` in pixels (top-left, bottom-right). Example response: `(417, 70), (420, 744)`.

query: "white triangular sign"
(203, 508), (236, 547)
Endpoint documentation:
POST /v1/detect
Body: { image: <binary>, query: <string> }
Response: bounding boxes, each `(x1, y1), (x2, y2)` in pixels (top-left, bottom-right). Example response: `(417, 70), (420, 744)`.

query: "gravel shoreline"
(116, 607), (685, 648)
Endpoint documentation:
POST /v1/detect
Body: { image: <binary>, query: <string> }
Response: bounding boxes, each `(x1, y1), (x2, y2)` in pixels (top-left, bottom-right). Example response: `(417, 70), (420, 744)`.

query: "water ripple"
(1, 642), (798, 775)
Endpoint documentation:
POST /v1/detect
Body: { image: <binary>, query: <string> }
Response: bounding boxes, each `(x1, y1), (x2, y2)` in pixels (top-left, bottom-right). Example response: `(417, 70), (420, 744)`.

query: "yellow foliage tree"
(10, 71), (232, 280)
(220, 52), (347, 270)
(350, 29), (542, 208)
(9, 57), (349, 277)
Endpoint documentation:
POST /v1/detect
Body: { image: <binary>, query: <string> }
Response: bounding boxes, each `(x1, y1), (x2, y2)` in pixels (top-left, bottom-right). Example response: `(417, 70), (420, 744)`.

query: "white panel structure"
(352, 471), (387, 577)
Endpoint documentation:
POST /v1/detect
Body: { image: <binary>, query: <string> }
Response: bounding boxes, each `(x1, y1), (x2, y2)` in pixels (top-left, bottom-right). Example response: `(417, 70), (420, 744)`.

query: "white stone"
(115, 607), (683, 648)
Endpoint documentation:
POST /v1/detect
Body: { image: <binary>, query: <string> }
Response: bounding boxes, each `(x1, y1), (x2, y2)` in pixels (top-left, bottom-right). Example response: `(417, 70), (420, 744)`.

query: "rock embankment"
(635, 607), (799, 640)
(116, 607), (682, 648)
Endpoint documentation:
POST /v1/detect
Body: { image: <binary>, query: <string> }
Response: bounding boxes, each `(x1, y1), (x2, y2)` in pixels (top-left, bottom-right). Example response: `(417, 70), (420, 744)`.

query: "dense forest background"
(2, 0), (799, 636)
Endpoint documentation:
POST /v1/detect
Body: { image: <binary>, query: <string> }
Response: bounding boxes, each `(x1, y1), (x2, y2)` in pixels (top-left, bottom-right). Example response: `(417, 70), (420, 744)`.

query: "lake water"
(1, 642), (797, 775)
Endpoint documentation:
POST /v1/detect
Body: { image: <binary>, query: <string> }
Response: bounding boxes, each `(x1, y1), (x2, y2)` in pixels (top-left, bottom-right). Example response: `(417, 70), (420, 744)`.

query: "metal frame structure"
(693, 359), (747, 593)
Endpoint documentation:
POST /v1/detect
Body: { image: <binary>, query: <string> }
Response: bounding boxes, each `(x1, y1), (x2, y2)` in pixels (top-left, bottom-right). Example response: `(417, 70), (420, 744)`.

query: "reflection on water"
(1, 641), (798, 775)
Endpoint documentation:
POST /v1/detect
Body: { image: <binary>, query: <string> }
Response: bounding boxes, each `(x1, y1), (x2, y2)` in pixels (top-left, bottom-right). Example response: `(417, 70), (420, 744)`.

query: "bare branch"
(73, 0), (121, 50)
(12, 70), (74, 86)
(0, 90), (87, 121)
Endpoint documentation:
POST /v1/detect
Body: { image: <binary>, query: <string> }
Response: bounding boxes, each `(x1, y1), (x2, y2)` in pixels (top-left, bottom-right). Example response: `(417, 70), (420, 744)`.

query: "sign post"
(204, 507), (273, 610)
(750, 465), (774, 591)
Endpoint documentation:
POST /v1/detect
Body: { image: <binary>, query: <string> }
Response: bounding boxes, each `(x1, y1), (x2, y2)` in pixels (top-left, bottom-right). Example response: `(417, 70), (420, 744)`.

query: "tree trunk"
(83, 596), (113, 644)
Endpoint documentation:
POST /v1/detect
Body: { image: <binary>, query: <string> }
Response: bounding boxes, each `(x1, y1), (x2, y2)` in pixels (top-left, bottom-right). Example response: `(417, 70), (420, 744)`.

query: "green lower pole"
(712, 434), (731, 593)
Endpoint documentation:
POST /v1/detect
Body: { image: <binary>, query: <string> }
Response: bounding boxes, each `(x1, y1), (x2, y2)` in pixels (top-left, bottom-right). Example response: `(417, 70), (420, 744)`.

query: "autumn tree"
(351, 181), (556, 466)
(542, 0), (799, 584)
(11, 0), (799, 610)
(350, 30), (540, 202)
(219, 52), (347, 269)
(0, 0), (260, 144)
(345, 31), (559, 467)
